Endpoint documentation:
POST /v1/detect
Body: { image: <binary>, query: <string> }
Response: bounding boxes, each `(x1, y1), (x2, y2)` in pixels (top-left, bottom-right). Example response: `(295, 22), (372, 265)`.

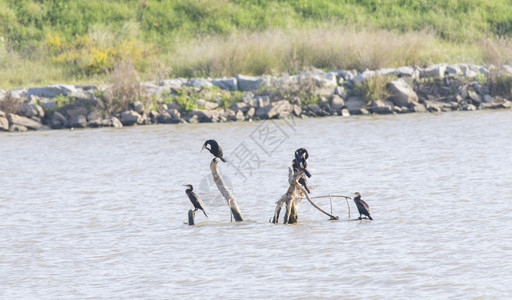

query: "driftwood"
(272, 168), (348, 224)
(210, 158), (244, 222)
(188, 209), (195, 225)
(272, 167), (301, 224)
(310, 195), (352, 219)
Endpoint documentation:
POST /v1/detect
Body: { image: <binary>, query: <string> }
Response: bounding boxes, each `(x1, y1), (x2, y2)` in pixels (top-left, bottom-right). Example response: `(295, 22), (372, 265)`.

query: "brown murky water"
(1, 110), (512, 298)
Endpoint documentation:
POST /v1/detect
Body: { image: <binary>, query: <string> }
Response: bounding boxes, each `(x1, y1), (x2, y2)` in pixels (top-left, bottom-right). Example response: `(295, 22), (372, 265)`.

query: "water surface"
(1, 110), (511, 299)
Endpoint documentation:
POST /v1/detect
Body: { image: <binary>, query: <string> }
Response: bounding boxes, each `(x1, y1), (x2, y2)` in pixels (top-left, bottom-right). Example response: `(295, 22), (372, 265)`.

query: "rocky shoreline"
(1, 63), (512, 132)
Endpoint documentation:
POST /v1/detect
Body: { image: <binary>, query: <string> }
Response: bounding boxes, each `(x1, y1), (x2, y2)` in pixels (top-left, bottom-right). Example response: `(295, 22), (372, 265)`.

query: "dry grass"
(168, 25), (488, 78)
(3, 24), (512, 90)
(99, 60), (140, 115)
(487, 67), (512, 98)
(355, 74), (396, 105)
(478, 37), (512, 66)
(0, 94), (23, 114)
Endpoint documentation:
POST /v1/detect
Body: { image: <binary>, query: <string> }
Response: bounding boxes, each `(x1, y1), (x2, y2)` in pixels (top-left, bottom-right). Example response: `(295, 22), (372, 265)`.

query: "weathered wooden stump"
(188, 209), (195, 225)
(272, 167), (339, 224)
(272, 167), (302, 224)
(210, 158), (244, 222)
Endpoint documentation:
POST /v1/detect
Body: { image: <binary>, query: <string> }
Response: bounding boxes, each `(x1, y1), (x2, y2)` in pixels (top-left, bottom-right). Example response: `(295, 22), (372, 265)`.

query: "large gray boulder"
(246, 107), (255, 118)
(334, 86), (348, 99)
(255, 100), (293, 119)
(351, 70), (376, 85)
(158, 108), (181, 124)
(330, 95), (345, 113)
(446, 64), (461, 75)
(68, 115), (87, 128)
(397, 66), (417, 77)
(422, 64), (447, 78)
(87, 111), (104, 127)
(195, 99), (219, 110)
(387, 78), (419, 107)
(37, 98), (58, 111)
(255, 105), (271, 119)
(267, 100), (293, 119)
(345, 96), (365, 114)
(28, 85), (76, 98)
(7, 113), (42, 130)
(133, 100), (144, 114)
(7, 89), (27, 101)
(0, 111), (8, 131)
(160, 78), (185, 89)
(19, 103), (45, 118)
(187, 78), (213, 89)
(111, 116), (123, 128)
(256, 96), (270, 108)
(50, 111), (67, 129)
(309, 104), (328, 116)
(212, 77), (238, 91)
(468, 90), (482, 105)
(369, 99), (394, 114)
(410, 104), (427, 112)
(139, 82), (160, 96)
(237, 75), (262, 91)
(120, 110), (142, 126)
(188, 109), (225, 123)
(232, 102), (250, 113)
(64, 105), (89, 119)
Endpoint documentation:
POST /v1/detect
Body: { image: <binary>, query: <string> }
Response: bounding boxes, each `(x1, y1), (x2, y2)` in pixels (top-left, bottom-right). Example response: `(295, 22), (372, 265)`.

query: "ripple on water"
(1, 111), (512, 298)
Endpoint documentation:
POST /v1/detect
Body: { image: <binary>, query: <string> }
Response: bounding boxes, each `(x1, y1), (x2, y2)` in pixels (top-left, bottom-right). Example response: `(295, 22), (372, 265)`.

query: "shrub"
(0, 94), (23, 114)
(488, 68), (512, 97)
(98, 60), (140, 115)
(355, 75), (396, 105)
(174, 93), (196, 112)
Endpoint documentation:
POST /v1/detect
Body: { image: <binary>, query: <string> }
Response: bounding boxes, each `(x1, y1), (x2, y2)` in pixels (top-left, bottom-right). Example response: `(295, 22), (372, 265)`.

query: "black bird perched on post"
(202, 139), (227, 162)
(353, 192), (373, 220)
(292, 147), (312, 193)
(184, 184), (208, 218)
(294, 148), (311, 178)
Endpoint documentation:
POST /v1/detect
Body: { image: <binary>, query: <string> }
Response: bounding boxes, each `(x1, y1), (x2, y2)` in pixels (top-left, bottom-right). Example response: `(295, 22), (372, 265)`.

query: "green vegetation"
(355, 75), (397, 105)
(2, 0), (512, 89)
(488, 69), (512, 98)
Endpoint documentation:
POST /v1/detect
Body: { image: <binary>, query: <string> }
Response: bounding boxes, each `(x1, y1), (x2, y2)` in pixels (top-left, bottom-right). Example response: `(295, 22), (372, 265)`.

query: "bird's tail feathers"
(203, 210), (208, 218)
(220, 157), (227, 163)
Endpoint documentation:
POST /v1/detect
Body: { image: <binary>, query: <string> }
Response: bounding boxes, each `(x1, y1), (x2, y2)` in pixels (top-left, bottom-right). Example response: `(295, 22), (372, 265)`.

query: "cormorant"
(184, 184), (208, 218)
(353, 192), (373, 220)
(294, 148), (311, 178)
(292, 159), (311, 194)
(202, 139), (227, 163)
(292, 147), (312, 193)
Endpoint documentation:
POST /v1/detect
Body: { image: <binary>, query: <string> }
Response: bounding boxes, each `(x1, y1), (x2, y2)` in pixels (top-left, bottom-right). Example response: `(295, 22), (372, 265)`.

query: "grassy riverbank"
(2, 0), (512, 89)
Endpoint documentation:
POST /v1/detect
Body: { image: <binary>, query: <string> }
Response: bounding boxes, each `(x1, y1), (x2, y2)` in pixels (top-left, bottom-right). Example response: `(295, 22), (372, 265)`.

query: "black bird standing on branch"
(202, 139), (227, 162)
(353, 192), (373, 220)
(184, 184), (208, 218)
(293, 147), (312, 193)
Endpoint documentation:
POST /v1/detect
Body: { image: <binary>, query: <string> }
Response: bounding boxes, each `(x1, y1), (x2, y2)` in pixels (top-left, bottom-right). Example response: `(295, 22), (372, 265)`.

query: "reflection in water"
(1, 110), (512, 298)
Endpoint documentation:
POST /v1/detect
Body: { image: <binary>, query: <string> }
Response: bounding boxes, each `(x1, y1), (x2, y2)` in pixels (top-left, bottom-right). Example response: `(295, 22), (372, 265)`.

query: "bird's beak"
(201, 145), (205, 152)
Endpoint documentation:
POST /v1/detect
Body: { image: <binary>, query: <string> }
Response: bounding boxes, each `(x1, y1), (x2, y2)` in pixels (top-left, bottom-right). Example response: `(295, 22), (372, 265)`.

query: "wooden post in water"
(273, 167), (340, 224)
(188, 209), (195, 225)
(210, 158), (244, 222)
(273, 167), (302, 224)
